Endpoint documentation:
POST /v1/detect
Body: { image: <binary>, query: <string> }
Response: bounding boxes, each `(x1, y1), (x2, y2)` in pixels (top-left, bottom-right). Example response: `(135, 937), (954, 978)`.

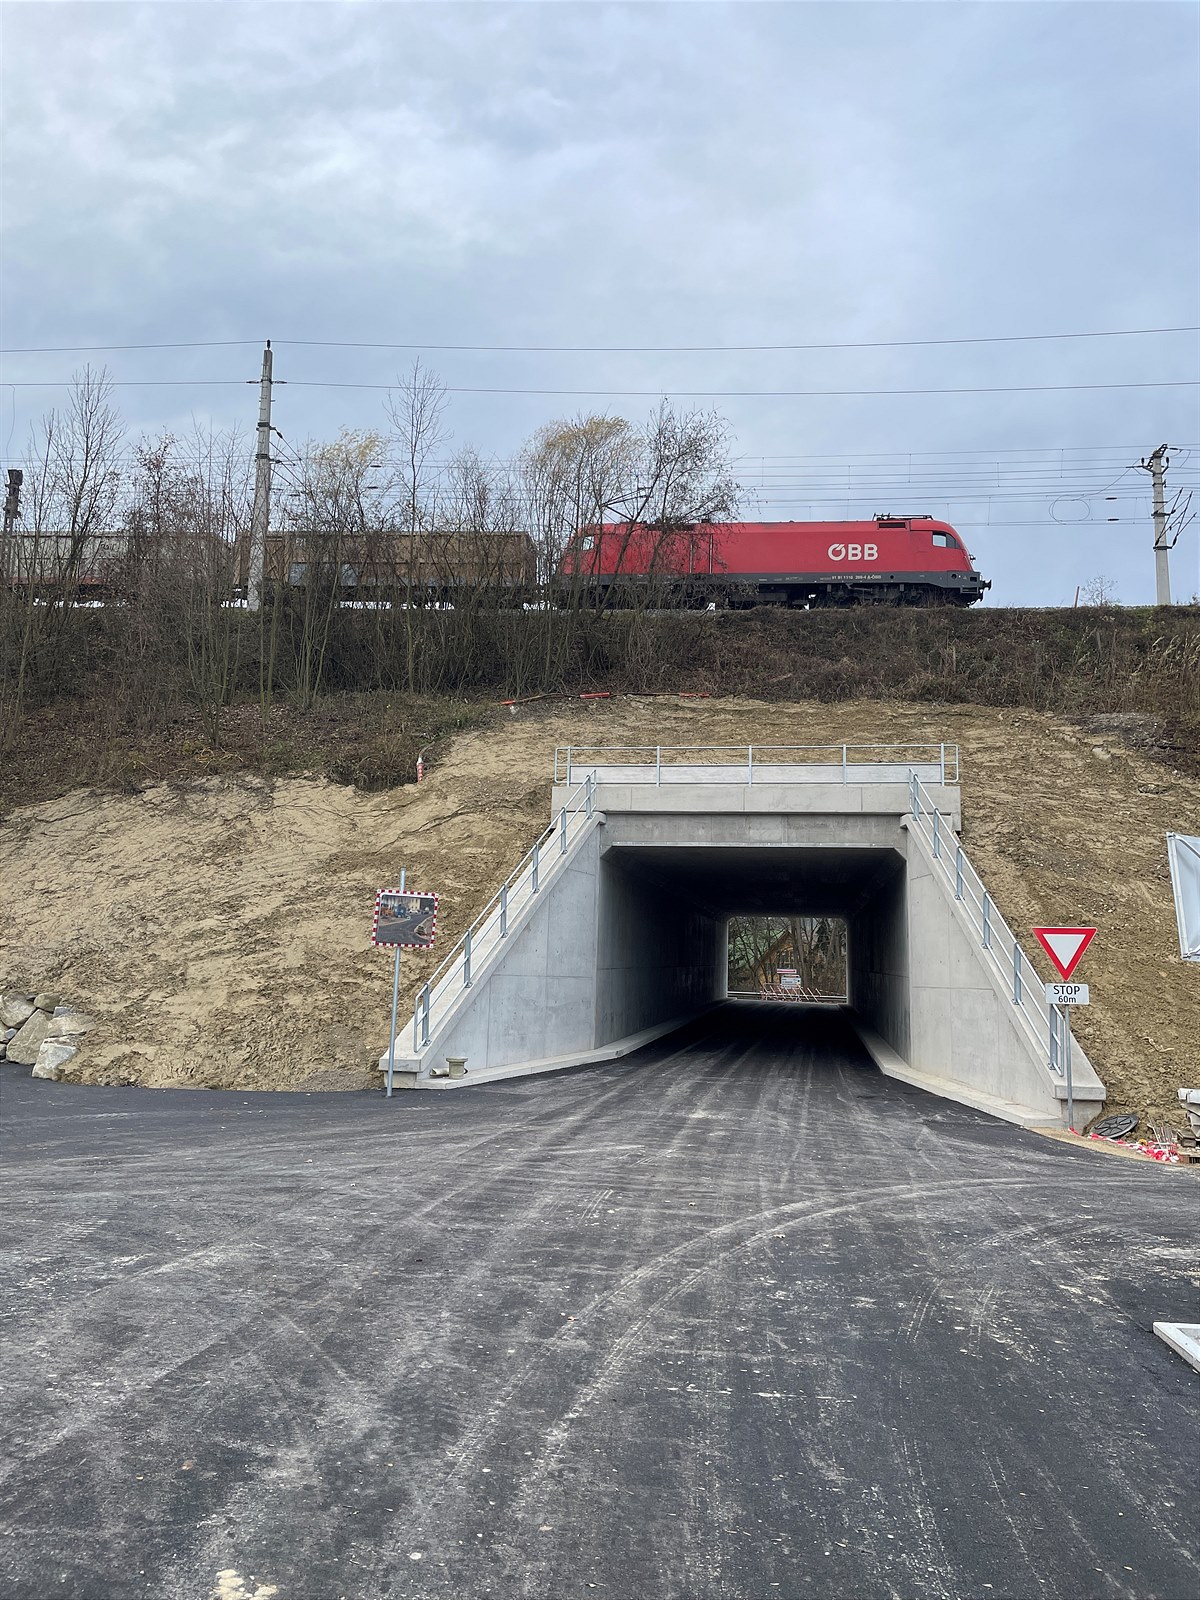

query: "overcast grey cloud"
(3, 0), (1198, 603)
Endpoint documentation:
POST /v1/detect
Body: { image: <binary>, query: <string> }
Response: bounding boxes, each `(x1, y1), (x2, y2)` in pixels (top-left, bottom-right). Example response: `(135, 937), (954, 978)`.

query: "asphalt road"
(1, 1004), (1197, 1600)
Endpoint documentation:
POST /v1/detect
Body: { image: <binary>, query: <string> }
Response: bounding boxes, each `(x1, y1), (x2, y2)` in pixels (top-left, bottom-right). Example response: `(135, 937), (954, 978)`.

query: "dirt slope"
(1, 695), (1196, 1125)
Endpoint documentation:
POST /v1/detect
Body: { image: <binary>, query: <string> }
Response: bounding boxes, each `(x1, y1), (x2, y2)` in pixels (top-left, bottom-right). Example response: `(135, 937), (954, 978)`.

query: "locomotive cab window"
(931, 532), (959, 549)
(580, 534), (597, 552)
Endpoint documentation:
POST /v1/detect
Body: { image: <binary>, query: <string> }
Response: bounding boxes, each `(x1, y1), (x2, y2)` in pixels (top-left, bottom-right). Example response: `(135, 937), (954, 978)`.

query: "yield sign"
(1032, 926), (1097, 981)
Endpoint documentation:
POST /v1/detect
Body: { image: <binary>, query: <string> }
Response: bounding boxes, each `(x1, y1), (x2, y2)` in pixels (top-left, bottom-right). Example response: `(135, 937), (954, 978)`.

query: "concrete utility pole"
(1138, 443), (1171, 606)
(246, 341), (274, 612)
(1, 468), (22, 583)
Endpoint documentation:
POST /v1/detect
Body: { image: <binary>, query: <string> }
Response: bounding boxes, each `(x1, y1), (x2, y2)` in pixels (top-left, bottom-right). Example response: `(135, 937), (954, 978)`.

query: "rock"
(0, 993), (35, 1029)
(1084, 712), (1163, 750)
(1088, 711), (1160, 735)
(33, 992), (60, 1013)
(6, 1010), (53, 1067)
(32, 1040), (78, 1080)
(46, 1013), (97, 1039)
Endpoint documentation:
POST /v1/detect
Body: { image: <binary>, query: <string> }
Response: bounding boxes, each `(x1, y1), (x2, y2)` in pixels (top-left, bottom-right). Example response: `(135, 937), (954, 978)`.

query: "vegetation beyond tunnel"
(727, 915), (847, 1000)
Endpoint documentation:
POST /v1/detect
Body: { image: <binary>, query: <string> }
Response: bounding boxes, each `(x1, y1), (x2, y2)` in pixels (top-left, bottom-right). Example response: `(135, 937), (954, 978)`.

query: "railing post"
(910, 773), (920, 819)
(413, 1000), (420, 1052)
(954, 845), (963, 900)
(532, 841), (540, 893)
(932, 808), (941, 859)
(655, 745), (662, 787)
(500, 883), (508, 937)
(842, 744), (848, 784)
(585, 773), (594, 819)
(420, 983), (431, 1046)
(1050, 1004), (1060, 1073)
(982, 892), (991, 949)
(463, 929), (472, 987)
(940, 742), (946, 784)
(559, 808), (568, 854)
(1012, 943), (1022, 1005)
(748, 745), (754, 786)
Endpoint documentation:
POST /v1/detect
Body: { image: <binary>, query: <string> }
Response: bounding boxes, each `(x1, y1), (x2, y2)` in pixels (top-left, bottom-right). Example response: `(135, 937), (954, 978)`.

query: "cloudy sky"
(3, 0), (1198, 604)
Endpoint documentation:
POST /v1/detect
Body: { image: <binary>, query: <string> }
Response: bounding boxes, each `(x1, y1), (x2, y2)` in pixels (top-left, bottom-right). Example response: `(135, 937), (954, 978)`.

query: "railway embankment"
(1, 607), (1197, 821)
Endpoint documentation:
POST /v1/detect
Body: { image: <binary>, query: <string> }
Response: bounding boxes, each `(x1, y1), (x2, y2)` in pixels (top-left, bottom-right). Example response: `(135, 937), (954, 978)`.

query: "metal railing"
(906, 772), (1066, 1084)
(555, 743), (959, 786)
(408, 773), (601, 1056)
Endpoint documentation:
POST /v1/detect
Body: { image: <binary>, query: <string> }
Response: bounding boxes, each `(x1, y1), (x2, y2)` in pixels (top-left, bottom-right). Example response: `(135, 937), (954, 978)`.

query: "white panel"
(1167, 833), (1200, 960)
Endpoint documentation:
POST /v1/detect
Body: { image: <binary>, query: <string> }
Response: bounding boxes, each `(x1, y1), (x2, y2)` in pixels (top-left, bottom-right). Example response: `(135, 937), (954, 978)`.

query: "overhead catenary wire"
(3, 445), (1191, 472)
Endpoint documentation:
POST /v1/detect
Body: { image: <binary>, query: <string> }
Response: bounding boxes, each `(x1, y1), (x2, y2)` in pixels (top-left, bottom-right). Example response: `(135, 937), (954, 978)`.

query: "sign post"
(373, 880), (440, 1097)
(1032, 927), (1097, 1132)
(386, 870), (405, 1097)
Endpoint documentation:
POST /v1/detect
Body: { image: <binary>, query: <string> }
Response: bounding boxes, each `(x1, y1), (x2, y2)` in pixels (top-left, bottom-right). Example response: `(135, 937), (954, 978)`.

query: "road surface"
(1, 1004), (1196, 1599)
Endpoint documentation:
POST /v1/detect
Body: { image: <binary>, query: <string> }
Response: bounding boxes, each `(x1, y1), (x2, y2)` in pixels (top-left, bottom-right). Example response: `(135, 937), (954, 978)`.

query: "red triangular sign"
(1032, 926), (1097, 981)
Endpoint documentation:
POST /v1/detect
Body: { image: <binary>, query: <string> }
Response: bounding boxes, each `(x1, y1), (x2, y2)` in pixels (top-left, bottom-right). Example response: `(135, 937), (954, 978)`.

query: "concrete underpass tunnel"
(598, 844), (909, 1059)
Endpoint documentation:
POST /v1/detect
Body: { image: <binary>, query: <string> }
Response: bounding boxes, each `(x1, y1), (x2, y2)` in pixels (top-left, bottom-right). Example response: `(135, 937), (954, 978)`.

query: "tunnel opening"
(727, 915), (848, 1002)
(597, 842), (909, 1063)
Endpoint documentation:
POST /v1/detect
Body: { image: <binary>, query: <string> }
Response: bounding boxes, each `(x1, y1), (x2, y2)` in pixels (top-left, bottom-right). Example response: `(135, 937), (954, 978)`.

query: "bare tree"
(385, 362), (450, 688)
(118, 426), (250, 741)
(524, 402), (740, 613)
(520, 414), (637, 591)
(1080, 574), (1117, 608)
(26, 365), (125, 587)
(283, 428), (394, 708)
(0, 368), (126, 743)
(600, 402), (740, 612)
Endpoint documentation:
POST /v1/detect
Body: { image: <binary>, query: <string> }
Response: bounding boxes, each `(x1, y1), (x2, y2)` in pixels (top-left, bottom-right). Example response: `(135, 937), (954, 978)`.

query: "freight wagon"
(0, 529), (235, 596)
(559, 515), (990, 607)
(235, 528), (538, 603)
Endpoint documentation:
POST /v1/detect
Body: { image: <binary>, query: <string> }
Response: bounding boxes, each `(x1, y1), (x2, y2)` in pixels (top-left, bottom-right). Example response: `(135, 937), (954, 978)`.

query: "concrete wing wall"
(413, 827), (603, 1076)
(900, 829), (1105, 1124)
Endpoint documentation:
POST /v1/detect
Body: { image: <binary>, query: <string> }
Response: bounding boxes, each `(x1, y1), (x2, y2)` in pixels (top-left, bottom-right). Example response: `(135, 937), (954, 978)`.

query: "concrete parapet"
(552, 781), (961, 830)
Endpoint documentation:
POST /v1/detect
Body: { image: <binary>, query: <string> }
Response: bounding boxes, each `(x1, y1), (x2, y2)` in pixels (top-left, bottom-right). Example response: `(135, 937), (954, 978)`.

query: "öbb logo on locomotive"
(827, 543), (879, 562)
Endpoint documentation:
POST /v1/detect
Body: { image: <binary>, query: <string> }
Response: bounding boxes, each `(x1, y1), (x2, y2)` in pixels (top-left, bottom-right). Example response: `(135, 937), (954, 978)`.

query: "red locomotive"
(560, 514), (989, 607)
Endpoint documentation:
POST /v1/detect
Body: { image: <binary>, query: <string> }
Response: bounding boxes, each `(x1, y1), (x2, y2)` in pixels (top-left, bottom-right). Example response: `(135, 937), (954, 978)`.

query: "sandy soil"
(1, 694), (1196, 1123)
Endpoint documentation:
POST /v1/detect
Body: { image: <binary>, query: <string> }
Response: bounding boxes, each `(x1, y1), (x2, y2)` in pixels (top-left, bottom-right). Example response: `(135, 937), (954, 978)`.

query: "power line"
(280, 326), (1200, 354)
(727, 444), (1200, 460)
(5, 378), (1192, 397)
(2, 324), (1197, 355)
(292, 380), (1200, 398)
(0, 341), (260, 355)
